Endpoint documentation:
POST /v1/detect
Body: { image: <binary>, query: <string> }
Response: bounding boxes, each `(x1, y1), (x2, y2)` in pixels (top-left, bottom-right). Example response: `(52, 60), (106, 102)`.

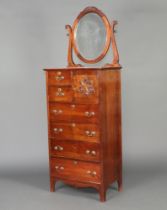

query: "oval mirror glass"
(74, 13), (107, 61)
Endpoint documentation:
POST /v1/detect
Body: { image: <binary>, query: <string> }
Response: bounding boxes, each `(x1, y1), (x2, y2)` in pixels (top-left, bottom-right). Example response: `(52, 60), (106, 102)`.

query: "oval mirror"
(72, 7), (111, 64)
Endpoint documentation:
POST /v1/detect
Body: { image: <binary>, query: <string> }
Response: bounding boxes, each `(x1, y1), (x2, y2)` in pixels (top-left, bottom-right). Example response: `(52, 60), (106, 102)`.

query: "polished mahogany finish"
(50, 122), (100, 142)
(44, 67), (122, 201)
(49, 103), (99, 123)
(50, 140), (100, 162)
(48, 70), (72, 86)
(51, 158), (101, 183)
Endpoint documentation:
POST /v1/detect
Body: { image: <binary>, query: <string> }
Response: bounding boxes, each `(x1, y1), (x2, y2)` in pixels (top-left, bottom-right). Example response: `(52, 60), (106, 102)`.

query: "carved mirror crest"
(66, 7), (120, 68)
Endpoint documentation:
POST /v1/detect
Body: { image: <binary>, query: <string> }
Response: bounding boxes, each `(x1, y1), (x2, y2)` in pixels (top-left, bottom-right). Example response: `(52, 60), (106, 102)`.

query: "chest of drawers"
(44, 67), (122, 201)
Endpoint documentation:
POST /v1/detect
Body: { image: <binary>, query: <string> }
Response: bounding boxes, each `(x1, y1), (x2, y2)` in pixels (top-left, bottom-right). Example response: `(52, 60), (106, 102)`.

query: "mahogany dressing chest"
(44, 7), (122, 201)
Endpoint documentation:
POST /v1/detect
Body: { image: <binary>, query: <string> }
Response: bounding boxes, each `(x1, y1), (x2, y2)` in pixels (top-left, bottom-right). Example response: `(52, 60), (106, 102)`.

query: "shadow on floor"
(0, 166), (118, 200)
(0, 162), (166, 201)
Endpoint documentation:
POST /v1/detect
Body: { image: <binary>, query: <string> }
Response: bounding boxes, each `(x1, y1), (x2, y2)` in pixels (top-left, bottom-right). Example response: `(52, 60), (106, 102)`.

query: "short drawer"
(50, 140), (100, 162)
(49, 103), (99, 123)
(48, 71), (71, 86)
(48, 87), (73, 102)
(51, 158), (101, 183)
(50, 123), (100, 142)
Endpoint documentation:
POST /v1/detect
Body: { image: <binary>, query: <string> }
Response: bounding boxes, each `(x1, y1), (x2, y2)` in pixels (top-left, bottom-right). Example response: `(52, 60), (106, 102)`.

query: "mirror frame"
(72, 7), (111, 64)
(65, 7), (120, 68)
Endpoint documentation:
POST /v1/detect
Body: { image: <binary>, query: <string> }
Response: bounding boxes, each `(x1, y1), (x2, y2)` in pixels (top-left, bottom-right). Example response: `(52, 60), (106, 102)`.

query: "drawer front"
(73, 74), (99, 104)
(50, 140), (100, 162)
(49, 103), (99, 123)
(50, 123), (100, 142)
(48, 87), (73, 102)
(48, 71), (71, 86)
(51, 158), (101, 183)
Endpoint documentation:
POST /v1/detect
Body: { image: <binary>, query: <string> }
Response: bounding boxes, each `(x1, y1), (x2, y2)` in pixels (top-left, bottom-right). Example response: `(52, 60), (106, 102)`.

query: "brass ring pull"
(85, 150), (96, 156)
(54, 145), (64, 151)
(85, 111), (95, 117)
(54, 128), (63, 133)
(52, 109), (63, 114)
(55, 72), (64, 81)
(87, 170), (97, 176)
(56, 88), (65, 96)
(85, 130), (96, 137)
(55, 75), (64, 81)
(55, 165), (64, 170)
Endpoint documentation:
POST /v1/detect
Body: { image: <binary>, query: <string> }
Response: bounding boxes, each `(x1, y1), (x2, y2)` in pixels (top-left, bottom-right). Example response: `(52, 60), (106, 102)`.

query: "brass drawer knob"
(85, 111), (95, 117)
(71, 123), (76, 127)
(56, 88), (65, 96)
(87, 170), (91, 174)
(53, 128), (63, 133)
(55, 166), (59, 170)
(54, 146), (59, 150)
(52, 109), (63, 114)
(91, 151), (96, 156)
(60, 166), (64, 170)
(92, 171), (97, 176)
(59, 146), (63, 151)
(85, 150), (90, 154)
(71, 104), (76, 109)
(85, 130), (96, 137)
(57, 71), (62, 75)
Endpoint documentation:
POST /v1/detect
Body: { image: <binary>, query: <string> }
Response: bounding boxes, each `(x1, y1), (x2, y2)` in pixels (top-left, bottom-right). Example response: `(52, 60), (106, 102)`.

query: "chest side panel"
(101, 70), (122, 188)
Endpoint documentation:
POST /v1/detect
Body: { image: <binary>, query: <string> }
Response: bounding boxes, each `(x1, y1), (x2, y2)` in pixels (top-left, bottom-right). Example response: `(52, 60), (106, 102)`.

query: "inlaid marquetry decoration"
(74, 76), (95, 96)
